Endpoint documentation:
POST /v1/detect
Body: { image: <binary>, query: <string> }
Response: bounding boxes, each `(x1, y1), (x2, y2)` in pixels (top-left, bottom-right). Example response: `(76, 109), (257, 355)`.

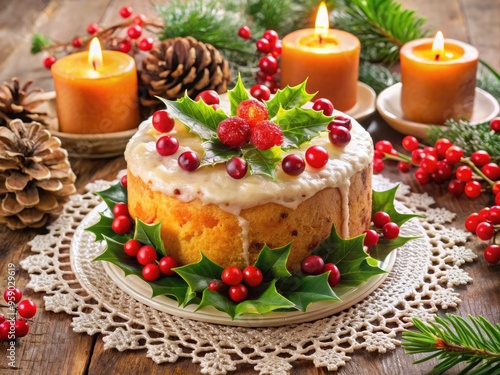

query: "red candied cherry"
(178, 151), (200, 171)
(119, 5), (133, 18)
(464, 213), (481, 232)
(71, 37), (83, 48)
(237, 99), (268, 127)
(411, 149), (425, 166)
(137, 245), (157, 266)
(152, 110), (175, 133)
(238, 25), (251, 40)
(111, 215), (132, 234)
(434, 138), (453, 158)
(402, 135), (419, 151)
(484, 244), (500, 264)
(208, 279), (225, 293)
(138, 37), (154, 51)
(255, 38), (271, 53)
(455, 165), (473, 182)
(375, 140), (393, 154)
(142, 263), (161, 281)
(382, 222), (400, 239)
(329, 126), (351, 147)
(488, 205), (500, 224)
(43, 56), (56, 69)
(251, 120), (283, 150)
(301, 255), (324, 275)
(398, 161), (411, 173)
(282, 154), (305, 176)
(229, 284), (248, 303)
(133, 13), (147, 25)
(323, 263), (341, 288)
(226, 157), (248, 179)
(447, 179), (465, 197)
(159, 256), (178, 275)
(373, 158), (384, 174)
(327, 115), (351, 131)
(221, 266), (243, 286)
(464, 180), (482, 198)
(414, 167), (431, 185)
(217, 117), (251, 148)
(263, 29), (279, 45)
(420, 155), (438, 174)
(113, 202), (129, 217)
(363, 229), (379, 247)
(195, 90), (220, 105)
(490, 117), (500, 132)
(120, 174), (128, 188)
(471, 150), (490, 167)
(250, 84), (271, 101)
(124, 239), (142, 257)
(242, 265), (263, 287)
(444, 145), (463, 164)
(305, 146), (329, 168)
(156, 135), (179, 156)
(127, 24), (142, 39)
(475, 221), (494, 240)
(271, 40), (282, 58)
(17, 300), (37, 319)
(312, 98), (334, 116)
(372, 211), (391, 228)
(4, 287), (22, 304)
(15, 319), (29, 338)
(259, 56), (279, 75)
(481, 162), (500, 181)
(86, 22), (99, 35)
(119, 40), (132, 53)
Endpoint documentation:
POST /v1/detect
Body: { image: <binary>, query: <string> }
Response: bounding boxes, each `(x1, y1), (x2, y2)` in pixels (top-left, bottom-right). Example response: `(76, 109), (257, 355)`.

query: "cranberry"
(119, 40), (132, 53)
(327, 115), (351, 131)
(312, 98), (334, 116)
(323, 263), (341, 287)
(489, 117), (500, 132)
(142, 264), (161, 281)
(475, 222), (494, 240)
(414, 168), (431, 185)
(255, 38), (271, 53)
(178, 151), (200, 171)
(43, 56), (57, 69)
(382, 222), (400, 239)
(471, 150), (490, 167)
(242, 265), (263, 287)
(159, 256), (178, 275)
(133, 13), (147, 25)
(86, 23), (99, 35)
(195, 90), (220, 105)
(444, 146), (463, 164)
(226, 157), (248, 179)
(111, 215), (132, 234)
(481, 162), (500, 180)
(71, 37), (83, 48)
(229, 284), (248, 303)
(221, 266), (243, 286)
(492, 181), (500, 195)
(434, 138), (453, 158)
(136, 245), (158, 266)
(127, 25), (142, 39)
(447, 179), (465, 197)
(156, 136), (179, 156)
(250, 84), (271, 101)
(208, 279), (225, 293)
(422, 146), (438, 159)
(271, 40), (282, 57)
(17, 300), (37, 319)
(119, 6), (133, 18)
(420, 155), (438, 173)
(375, 140), (393, 154)
(138, 37), (154, 51)
(238, 26), (251, 40)
(363, 229), (379, 247)
(301, 255), (324, 275)
(329, 126), (351, 147)
(435, 161), (453, 180)
(373, 158), (384, 174)
(282, 154), (305, 176)
(305, 146), (329, 168)
(455, 165), (473, 182)
(478, 207), (490, 222)
(4, 287), (22, 304)
(152, 110), (175, 133)
(263, 29), (279, 45)
(484, 244), (500, 264)
(411, 149), (425, 166)
(372, 211), (391, 228)
(112, 202), (128, 217)
(402, 135), (419, 151)
(120, 175), (128, 188)
(398, 161), (411, 173)
(15, 319), (29, 338)
(124, 239), (142, 257)
(259, 56), (279, 75)
(464, 180), (482, 198)
(465, 213), (481, 232)
(0, 321), (12, 340)
(487, 205), (500, 224)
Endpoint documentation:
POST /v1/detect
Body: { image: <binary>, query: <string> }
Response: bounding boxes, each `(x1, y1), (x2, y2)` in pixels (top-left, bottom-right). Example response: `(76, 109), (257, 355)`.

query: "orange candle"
(400, 32), (478, 124)
(280, 2), (360, 111)
(52, 38), (140, 134)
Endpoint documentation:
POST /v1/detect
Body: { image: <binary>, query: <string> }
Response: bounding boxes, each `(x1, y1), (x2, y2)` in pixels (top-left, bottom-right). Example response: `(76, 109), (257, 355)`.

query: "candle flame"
(88, 37), (103, 70)
(315, 1), (329, 39)
(432, 31), (445, 61)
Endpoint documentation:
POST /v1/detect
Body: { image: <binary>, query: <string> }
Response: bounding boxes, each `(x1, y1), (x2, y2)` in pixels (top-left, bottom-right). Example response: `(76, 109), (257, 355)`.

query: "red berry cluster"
(209, 265), (264, 303)
(362, 211), (401, 249)
(111, 202), (134, 234)
(300, 255), (341, 287)
(465, 205), (500, 264)
(0, 287), (37, 340)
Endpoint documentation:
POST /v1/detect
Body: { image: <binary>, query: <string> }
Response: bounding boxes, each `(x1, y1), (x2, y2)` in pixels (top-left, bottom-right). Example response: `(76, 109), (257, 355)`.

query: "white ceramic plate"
(376, 83), (499, 139)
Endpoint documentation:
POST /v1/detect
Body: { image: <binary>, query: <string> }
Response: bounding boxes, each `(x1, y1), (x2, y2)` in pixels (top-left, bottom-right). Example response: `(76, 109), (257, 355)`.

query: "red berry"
(0, 314), (4, 325)
(323, 263), (341, 288)
(242, 265), (263, 287)
(0, 321), (12, 340)
(15, 319), (29, 338)
(263, 79), (279, 94)
(251, 120), (283, 150)
(455, 165), (473, 182)
(411, 149), (425, 166)
(250, 84), (271, 101)
(373, 158), (384, 174)
(492, 181), (500, 195)
(113, 202), (129, 217)
(464, 180), (482, 198)
(229, 284), (248, 303)
(118, 40), (132, 53)
(420, 155), (438, 174)
(119, 5), (133, 18)
(414, 167), (431, 185)
(382, 222), (400, 239)
(471, 150), (490, 167)
(475, 221), (494, 240)
(375, 140), (393, 154)
(312, 98), (334, 116)
(447, 179), (465, 197)
(152, 110), (175, 133)
(422, 146), (438, 159)
(329, 126), (351, 147)
(4, 287), (22, 304)
(481, 162), (500, 180)
(178, 151), (200, 171)
(120, 175), (128, 188)
(142, 263), (161, 281)
(282, 154), (305, 176)
(156, 135), (179, 156)
(435, 161), (453, 180)
(263, 29), (279, 45)
(221, 266), (243, 286)
(372, 211), (391, 228)
(195, 90), (220, 105)
(237, 99), (268, 127)
(465, 213), (481, 232)
(363, 229), (379, 247)
(17, 300), (37, 319)
(111, 215), (132, 234)
(301, 255), (324, 275)
(489, 117), (500, 132)
(238, 26), (251, 40)
(402, 135), (419, 151)
(305, 146), (329, 168)
(444, 146), (463, 164)
(434, 138), (453, 159)
(398, 161), (411, 173)
(124, 239), (142, 257)
(327, 116), (351, 131)
(71, 37), (83, 48)
(484, 244), (500, 264)
(138, 37), (154, 51)
(226, 157), (248, 179)
(259, 56), (279, 75)
(127, 24), (142, 39)
(137, 245), (157, 266)
(43, 56), (56, 69)
(208, 279), (225, 292)
(255, 38), (271, 53)
(271, 40), (282, 57)
(217, 117), (251, 148)
(133, 13), (147, 25)
(159, 256), (178, 275)
(86, 23), (99, 35)
(496, 193), (500, 205)
(478, 207), (490, 222)
(373, 150), (384, 159)
(488, 205), (500, 224)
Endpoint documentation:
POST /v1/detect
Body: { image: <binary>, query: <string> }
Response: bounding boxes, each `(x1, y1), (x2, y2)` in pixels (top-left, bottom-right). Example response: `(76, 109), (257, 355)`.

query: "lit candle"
(280, 2), (360, 111)
(400, 31), (479, 124)
(52, 38), (140, 134)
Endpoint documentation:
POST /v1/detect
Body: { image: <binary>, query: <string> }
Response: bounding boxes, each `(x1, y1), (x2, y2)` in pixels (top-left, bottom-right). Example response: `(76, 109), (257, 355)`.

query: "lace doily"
(21, 175), (476, 374)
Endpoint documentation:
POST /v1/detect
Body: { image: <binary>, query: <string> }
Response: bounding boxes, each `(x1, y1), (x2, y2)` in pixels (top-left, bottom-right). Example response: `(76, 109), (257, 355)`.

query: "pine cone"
(0, 119), (76, 230)
(139, 36), (231, 112)
(0, 78), (49, 127)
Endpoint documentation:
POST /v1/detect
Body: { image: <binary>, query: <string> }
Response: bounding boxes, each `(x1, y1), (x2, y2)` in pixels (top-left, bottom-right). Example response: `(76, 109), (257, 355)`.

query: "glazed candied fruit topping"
(236, 99), (269, 127)
(250, 120), (283, 150)
(217, 117), (251, 148)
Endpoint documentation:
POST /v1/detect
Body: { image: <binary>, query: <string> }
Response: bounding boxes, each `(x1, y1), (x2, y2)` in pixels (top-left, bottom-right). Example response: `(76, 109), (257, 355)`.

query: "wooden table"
(1, 1), (499, 374)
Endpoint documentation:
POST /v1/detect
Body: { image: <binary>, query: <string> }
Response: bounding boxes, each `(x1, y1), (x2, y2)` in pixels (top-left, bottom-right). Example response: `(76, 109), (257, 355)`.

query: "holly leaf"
(372, 185), (424, 226)
(133, 219), (166, 256)
(254, 243), (292, 281)
(94, 235), (142, 276)
(280, 273), (340, 312)
(149, 276), (192, 306)
(200, 139), (241, 167)
(197, 289), (237, 318)
(276, 107), (333, 149)
(97, 182), (128, 211)
(266, 80), (316, 118)
(242, 147), (282, 179)
(31, 33), (51, 54)
(174, 253), (224, 292)
(370, 235), (419, 261)
(227, 74), (250, 116)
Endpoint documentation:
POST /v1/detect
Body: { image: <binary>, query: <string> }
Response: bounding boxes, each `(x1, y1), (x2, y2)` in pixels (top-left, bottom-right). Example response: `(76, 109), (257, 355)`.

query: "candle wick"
(434, 54), (440, 61)
(319, 35), (323, 45)
(92, 60), (97, 71)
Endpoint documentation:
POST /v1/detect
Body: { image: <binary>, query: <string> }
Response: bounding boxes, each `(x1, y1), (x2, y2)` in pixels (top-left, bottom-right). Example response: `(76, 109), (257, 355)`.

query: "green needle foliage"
(402, 314), (500, 375)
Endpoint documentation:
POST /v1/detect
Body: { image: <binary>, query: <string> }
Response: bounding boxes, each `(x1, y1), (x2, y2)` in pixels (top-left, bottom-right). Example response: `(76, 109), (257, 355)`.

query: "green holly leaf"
(370, 235), (419, 262)
(227, 74), (250, 116)
(31, 33), (51, 54)
(266, 80), (316, 118)
(174, 253), (224, 292)
(276, 107), (333, 149)
(242, 147), (282, 179)
(133, 218), (166, 256)
(97, 182), (128, 211)
(372, 185), (424, 226)
(280, 274), (340, 312)
(149, 276), (192, 306)
(200, 139), (241, 167)
(94, 235), (142, 276)
(197, 289), (237, 318)
(254, 243), (292, 281)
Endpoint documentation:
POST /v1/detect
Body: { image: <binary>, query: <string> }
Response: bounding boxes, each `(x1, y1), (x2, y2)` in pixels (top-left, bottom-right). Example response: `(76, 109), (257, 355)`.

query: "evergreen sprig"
(402, 314), (500, 375)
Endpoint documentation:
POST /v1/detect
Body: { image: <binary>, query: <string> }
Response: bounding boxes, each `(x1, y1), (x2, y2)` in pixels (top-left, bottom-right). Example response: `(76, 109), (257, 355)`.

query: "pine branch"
(358, 61), (399, 94)
(402, 314), (500, 375)
(477, 60), (500, 103)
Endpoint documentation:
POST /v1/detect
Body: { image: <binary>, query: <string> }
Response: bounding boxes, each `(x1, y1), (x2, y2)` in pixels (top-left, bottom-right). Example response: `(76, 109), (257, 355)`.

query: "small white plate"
(376, 83), (499, 139)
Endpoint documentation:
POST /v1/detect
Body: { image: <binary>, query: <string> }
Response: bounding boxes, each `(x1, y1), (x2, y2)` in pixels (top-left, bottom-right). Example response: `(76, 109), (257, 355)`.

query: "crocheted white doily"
(21, 175), (476, 374)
